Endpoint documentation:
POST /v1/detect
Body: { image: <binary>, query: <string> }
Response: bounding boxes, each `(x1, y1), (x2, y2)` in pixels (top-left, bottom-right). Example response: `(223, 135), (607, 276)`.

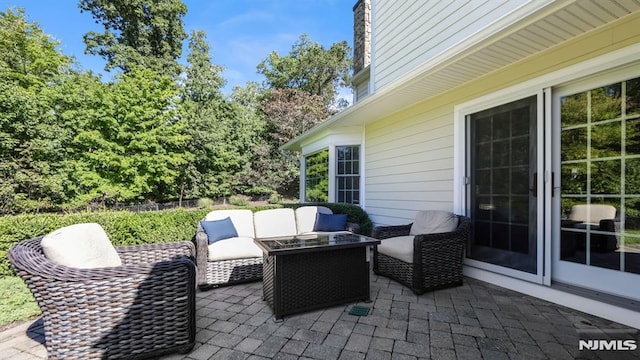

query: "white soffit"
(283, 0), (640, 151)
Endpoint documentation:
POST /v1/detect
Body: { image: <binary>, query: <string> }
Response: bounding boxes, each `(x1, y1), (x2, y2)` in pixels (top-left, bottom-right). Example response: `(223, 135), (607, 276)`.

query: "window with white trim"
(336, 145), (360, 204)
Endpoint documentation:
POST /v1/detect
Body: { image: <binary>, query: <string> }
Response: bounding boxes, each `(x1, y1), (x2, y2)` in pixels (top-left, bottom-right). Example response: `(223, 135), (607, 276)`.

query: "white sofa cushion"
(377, 236), (415, 264)
(410, 211), (459, 235)
(204, 209), (255, 238)
(207, 236), (263, 261)
(41, 223), (122, 268)
(569, 204), (616, 225)
(295, 206), (333, 234)
(254, 208), (297, 238)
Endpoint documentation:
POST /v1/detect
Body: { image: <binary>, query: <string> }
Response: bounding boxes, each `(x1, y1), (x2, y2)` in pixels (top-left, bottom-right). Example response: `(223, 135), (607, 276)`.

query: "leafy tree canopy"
(79, 0), (187, 77)
(257, 34), (351, 107)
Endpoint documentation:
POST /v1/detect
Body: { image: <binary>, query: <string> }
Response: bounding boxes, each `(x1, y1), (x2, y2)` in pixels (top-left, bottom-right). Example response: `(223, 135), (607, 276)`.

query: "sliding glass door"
(553, 74), (640, 301)
(467, 96), (540, 275)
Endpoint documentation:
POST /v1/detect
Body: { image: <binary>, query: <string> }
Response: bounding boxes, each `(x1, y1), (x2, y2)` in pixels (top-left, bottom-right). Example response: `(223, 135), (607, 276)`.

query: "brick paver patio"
(2, 270), (639, 359)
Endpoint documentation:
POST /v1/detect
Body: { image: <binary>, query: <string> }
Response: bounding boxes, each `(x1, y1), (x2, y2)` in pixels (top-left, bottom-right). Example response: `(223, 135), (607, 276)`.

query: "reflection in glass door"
(556, 77), (640, 299)
(467, 96), (538, 274)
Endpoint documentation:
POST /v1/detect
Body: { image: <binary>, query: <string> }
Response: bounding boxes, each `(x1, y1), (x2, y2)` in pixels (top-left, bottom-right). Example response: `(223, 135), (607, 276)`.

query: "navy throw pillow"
(313, 213), (348, 232)
(200, 217), (238, 244)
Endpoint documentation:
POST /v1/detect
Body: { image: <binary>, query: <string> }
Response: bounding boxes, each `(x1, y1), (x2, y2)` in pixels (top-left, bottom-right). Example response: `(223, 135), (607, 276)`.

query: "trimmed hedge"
(0, 203), (373, 278)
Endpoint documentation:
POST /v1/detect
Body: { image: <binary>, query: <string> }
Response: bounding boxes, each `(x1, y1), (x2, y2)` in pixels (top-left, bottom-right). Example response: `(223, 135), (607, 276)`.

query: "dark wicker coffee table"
(254, 233), (381, 319)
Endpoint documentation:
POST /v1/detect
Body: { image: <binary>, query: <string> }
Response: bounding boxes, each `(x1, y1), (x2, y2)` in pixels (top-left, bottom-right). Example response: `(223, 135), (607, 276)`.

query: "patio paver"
(1, 270), (639, 359)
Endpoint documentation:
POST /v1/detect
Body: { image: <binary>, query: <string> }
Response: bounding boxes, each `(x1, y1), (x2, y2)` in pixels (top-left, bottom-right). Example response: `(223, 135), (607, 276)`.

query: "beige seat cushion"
(569, 204), (616, 225)
(410, 211), (459, 235)
(295, 206), (333, 234)
(204, 209), (255, 238)
(207, 237), (263, 261)
(377, 236), (415, 264)
(254, 208), (297, 238)
(41, 223), (122, 268)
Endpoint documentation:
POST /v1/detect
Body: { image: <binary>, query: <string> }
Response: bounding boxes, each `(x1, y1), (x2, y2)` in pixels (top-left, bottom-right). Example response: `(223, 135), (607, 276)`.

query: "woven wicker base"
(374, 252), (463, 294)
(263, 247), (370, 319)
(199, 257), (263, 290)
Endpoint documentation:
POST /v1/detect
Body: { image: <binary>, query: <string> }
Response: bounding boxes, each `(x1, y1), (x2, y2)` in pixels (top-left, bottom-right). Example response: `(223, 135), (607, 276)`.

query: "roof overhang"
(283, 0), (640, 151)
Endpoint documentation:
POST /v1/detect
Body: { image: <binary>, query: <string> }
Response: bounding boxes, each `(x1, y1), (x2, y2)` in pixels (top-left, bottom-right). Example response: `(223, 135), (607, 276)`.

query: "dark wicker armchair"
(8, 237), (197, 360)
(372, 215), (470, 295)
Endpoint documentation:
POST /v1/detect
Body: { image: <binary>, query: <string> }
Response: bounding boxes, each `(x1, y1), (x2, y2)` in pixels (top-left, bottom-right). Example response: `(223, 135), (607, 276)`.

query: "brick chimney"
(353, 0), (371, 75)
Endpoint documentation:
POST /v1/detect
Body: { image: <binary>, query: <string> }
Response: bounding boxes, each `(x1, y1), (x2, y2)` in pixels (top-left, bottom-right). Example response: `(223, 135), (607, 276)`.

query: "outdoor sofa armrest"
(346, 222), (361, 234)
(117, 241), (195, 264)
(372, 223), (412, 239)
(194, 222), (210, 283)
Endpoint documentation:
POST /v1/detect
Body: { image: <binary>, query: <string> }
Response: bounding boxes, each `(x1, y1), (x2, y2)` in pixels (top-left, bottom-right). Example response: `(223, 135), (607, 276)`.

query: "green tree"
(73, 65), (189, 205)
(0, 8), (73, 213)
(257, 34), (351, 108)
(179, 30), (247, 200)
(43, 71), (110, 210)
(79, 0), (187, 77)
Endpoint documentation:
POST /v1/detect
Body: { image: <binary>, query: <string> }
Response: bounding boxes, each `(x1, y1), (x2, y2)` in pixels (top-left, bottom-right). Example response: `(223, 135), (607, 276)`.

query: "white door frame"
(454, 43), (640, 286)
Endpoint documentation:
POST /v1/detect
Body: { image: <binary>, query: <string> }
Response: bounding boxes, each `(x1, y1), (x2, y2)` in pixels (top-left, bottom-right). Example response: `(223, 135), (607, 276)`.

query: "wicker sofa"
(8, 224), (196, 360)
(194, 206), (352, 289)
(372, 211), (470, 295)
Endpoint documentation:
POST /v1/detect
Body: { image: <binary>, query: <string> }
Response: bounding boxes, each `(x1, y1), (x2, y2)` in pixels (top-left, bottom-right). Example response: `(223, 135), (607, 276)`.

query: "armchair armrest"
(372, 223), (412, 239)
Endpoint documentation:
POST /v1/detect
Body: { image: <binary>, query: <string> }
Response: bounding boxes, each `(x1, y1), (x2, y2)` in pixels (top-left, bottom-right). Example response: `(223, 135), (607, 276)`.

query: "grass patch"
(0, 276), (40, 328)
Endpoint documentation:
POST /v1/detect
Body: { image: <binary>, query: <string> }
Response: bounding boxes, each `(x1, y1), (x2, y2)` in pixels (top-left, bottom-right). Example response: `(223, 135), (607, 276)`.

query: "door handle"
(530, 172), (537, 198)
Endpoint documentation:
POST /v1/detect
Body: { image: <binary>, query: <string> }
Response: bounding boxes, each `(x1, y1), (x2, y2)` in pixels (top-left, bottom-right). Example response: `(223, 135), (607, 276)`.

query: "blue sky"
(0, 0), (354, 95)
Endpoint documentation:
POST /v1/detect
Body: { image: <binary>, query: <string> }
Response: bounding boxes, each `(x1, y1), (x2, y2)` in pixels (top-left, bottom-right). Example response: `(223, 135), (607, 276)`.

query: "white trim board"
(464, 266), (640, 330)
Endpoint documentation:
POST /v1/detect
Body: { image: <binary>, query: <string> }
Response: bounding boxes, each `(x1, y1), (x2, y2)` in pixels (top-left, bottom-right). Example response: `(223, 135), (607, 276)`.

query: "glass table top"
(254, 233), (380, 255)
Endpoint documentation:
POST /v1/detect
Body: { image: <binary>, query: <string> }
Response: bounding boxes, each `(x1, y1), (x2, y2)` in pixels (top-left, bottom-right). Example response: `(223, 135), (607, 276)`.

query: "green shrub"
(197, 197), (214, 209)
(268, 193), (283, 204)
(229, 195), (250, 206)
(284, 202), (373, 236)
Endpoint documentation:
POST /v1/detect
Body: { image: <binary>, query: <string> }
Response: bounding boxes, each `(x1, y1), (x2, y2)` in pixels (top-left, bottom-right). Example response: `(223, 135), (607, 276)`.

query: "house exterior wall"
(299, 128), (364, 203)
(364, 11), (640, 226)
(354, 75), (370, 102)
(373, 0), (531, 90)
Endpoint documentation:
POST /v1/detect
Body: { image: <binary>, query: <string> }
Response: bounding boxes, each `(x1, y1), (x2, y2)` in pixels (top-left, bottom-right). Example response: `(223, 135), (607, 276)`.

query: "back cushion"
(410, 211), (459, 235)
(41, 223), (122, 268)
(204, 209), (255, 238)
(254, 208), (297, 238)
(295, 206), (333, 234)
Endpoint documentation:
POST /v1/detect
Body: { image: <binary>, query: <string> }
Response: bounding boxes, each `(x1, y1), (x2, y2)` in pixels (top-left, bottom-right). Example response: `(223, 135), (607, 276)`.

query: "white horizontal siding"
(354, 80), (369, 103)
(364, 104), (456, 226)
(373, 0), (529, 90)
